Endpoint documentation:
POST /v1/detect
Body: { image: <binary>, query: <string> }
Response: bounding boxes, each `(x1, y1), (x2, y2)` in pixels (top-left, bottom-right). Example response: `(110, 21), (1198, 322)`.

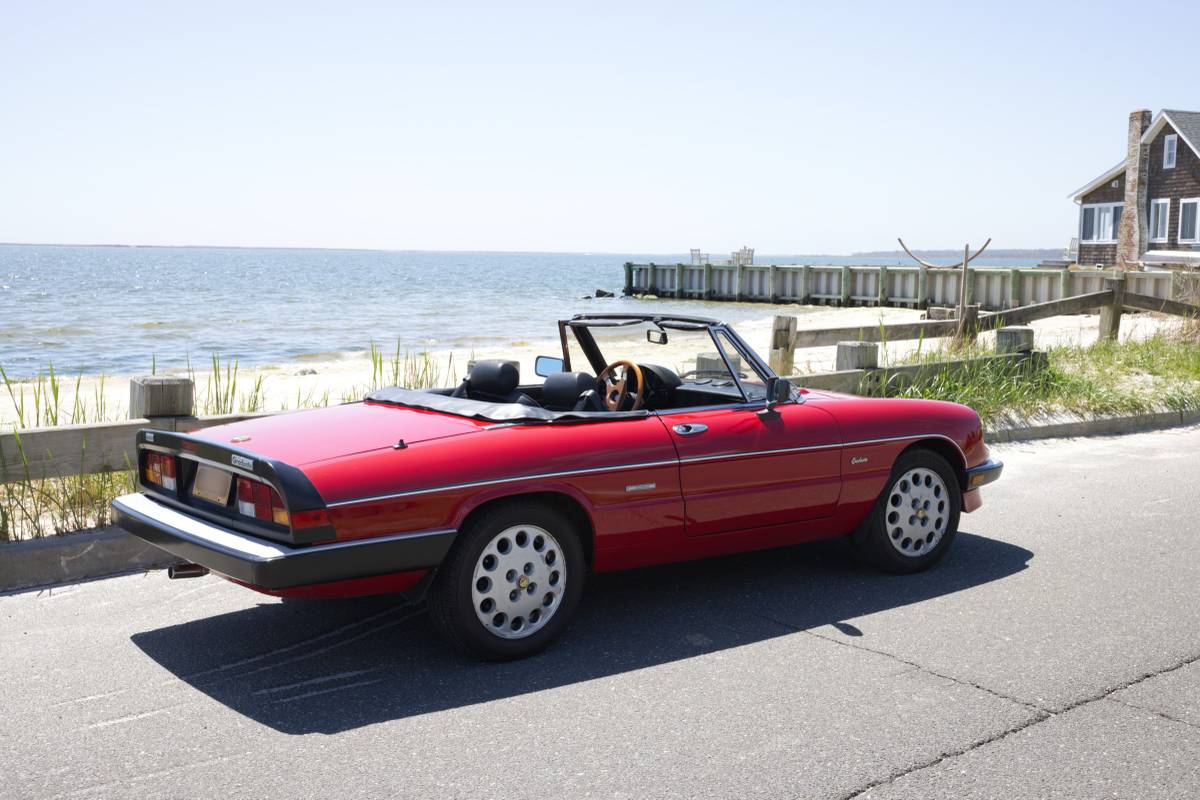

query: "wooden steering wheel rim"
(597, 359), (644, 411)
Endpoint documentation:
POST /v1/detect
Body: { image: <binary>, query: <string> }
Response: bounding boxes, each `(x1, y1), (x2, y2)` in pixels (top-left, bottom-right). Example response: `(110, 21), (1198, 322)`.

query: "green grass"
(874, 331), (1200, 425)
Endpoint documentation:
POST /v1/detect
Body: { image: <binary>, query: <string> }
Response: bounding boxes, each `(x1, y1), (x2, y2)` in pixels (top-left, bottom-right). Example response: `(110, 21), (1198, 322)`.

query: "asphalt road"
(3, 426), (1200, 799)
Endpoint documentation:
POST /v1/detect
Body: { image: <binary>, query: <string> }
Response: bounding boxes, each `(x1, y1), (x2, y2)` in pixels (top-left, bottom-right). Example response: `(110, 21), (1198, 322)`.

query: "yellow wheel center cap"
(518, 576), (530, 589)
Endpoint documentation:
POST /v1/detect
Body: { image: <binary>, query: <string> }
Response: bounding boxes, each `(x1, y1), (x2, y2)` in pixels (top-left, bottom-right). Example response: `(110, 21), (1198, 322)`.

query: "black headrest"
(543, 371), (597, 409)
(468, 359), (520, 396)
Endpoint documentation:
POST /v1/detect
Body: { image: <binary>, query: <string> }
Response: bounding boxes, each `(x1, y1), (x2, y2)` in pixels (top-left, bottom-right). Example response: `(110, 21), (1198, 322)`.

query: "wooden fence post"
(623, 262), (634, 296)
(768, 316), (798, 376)
(674, 263), (685, 299)
(734, 266), (744, 302)
(1008, 268), (1021, 309)
(836, 341), (879, 371)
(1058, 268), (1071, 300)
(917, 266), (929, 309)
(877, 266), (888, 306)
(955, 304), (980, 343)
(996, 326), (1035, 354)
(130, 377), (194, 419)
(1099, 274), (1126, 340)
(702, 263), (713, 300)
(769, 265), (781, 303)
(840, 266), (852, 306)
(800, 266), (811, 304)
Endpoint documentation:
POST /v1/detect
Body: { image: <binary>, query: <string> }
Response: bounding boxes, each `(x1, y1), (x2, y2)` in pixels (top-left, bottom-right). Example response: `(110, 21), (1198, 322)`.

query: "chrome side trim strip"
(326, 458), (682, 507)
(325, 433), (966, 508)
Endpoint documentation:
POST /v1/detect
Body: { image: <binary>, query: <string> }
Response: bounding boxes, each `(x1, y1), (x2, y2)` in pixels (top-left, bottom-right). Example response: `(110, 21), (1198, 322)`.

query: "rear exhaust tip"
(167, 563), (209, 579)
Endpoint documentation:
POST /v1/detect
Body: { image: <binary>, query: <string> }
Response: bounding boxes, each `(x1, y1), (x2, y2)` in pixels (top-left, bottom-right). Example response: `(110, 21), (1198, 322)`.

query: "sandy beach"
(0, 303), (1185, 428)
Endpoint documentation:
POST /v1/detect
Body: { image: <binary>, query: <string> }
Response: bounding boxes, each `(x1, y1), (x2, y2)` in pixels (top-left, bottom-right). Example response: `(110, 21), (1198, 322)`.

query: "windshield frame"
(557, 315), (776, 404)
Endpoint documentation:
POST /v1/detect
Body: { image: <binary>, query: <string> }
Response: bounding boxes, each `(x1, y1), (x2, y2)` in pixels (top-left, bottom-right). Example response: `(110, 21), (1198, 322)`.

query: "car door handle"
(672, 423), (708, 436)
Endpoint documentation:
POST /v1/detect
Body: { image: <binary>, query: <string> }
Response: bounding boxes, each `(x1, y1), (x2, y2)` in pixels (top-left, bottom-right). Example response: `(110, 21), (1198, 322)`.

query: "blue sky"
(3, 1), (1198, 253)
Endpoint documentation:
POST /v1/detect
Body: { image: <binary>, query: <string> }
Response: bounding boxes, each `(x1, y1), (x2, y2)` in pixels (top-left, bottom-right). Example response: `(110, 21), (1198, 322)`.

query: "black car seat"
(450, 360), (537, 405)
(541, 371), (605, 412)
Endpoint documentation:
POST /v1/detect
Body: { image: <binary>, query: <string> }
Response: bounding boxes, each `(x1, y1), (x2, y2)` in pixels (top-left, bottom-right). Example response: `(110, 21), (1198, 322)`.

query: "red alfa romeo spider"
(114, 314), (1002, 660)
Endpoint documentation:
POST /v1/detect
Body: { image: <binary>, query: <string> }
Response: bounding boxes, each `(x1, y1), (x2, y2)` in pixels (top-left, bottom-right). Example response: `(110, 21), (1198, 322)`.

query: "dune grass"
(874, 329), (1200, 425)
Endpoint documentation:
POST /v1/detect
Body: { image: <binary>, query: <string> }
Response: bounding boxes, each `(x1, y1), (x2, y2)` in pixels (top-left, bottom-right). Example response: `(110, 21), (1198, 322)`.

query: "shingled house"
(1070, 109), (1200, 269)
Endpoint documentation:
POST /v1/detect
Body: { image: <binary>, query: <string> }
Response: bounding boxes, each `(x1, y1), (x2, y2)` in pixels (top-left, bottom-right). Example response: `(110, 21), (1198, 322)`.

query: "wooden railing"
(623, 262), (1177, 311)
(0, 412), (271, 485)
(768, 275), (1199, 377)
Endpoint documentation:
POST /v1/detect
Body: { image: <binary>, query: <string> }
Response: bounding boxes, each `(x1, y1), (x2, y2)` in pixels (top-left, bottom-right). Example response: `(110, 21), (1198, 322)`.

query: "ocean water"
(0, 245), (1038, 379)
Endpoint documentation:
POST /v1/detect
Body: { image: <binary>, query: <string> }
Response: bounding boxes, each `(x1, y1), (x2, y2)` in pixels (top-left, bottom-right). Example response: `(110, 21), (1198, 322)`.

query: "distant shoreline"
(852, 248), (1060, 259)
(0, 241), (1061, 259)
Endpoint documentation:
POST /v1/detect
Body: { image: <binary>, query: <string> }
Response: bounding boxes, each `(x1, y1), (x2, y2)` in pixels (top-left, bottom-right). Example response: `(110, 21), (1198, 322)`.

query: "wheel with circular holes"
(429, 500), (585, 660)
(851, 448), (961, 574)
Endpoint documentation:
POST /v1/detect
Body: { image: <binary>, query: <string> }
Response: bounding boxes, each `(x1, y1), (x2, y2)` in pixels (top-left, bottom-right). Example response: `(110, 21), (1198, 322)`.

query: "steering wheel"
(596, 360), (644, 411)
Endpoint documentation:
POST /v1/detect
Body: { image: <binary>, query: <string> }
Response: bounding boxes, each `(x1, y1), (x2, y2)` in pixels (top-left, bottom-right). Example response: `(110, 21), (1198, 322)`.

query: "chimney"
(1116, 109), (1153, 267)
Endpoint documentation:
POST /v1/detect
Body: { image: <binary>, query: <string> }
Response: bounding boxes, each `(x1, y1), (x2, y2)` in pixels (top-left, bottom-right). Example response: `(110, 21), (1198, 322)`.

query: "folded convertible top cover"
(364, 387), (646, 423)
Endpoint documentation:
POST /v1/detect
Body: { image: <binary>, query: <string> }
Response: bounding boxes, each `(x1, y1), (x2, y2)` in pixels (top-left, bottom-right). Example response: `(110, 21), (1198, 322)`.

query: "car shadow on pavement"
(131, 531), (1031, 735)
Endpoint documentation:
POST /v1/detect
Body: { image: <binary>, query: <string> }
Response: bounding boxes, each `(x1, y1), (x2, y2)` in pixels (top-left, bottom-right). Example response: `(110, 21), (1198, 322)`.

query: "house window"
(1164, 134), (1178, 169)
(1080, 202), (1122, 243)
(1149, 199), (1171, 243)
(1180, 198), (1199, 244)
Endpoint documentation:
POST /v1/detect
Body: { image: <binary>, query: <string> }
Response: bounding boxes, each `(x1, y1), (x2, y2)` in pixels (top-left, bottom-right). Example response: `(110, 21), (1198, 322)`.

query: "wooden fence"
(767, 275), (1200, 377)
(623, 262), (1177, 311)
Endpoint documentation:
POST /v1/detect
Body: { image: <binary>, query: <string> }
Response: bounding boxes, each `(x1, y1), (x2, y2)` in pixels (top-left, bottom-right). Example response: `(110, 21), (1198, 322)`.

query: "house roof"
(1069, 109), (1200, 202)
(1153, 109), (1200, 159)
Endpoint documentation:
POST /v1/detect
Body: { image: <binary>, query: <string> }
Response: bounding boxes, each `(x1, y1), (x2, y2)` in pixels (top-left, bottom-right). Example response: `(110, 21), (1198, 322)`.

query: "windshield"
(570, 320), (764, 399)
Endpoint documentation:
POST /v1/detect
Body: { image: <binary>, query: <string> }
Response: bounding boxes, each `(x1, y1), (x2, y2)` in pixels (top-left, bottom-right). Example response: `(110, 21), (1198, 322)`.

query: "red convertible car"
(114, 314), (1001, 660)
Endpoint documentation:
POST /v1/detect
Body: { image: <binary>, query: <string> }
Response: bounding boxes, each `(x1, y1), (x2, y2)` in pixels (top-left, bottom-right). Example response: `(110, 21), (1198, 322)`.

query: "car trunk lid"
(186, 402), (485, 466)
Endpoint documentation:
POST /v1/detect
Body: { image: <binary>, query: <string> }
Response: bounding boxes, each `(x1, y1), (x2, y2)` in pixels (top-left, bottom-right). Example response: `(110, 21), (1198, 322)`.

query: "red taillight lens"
(253, 482), (271, 520)
(290, 509), (329, 529)
(236, 478), (256, 516)
(159, 454), (176, 490)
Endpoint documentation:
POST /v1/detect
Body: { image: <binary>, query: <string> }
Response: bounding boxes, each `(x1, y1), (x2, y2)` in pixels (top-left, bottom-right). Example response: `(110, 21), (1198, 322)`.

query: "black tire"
(851, 448), (961, 574)
(429, 500), (586, 661)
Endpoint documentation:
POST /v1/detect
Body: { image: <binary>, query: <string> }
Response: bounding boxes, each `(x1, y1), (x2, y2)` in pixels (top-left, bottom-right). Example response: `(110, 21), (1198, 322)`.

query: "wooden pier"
(622, 262), (1177, 312)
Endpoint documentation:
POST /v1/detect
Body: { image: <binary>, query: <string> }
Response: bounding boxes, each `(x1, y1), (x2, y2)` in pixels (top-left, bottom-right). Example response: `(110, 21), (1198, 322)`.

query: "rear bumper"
(112, 493), (455, 590)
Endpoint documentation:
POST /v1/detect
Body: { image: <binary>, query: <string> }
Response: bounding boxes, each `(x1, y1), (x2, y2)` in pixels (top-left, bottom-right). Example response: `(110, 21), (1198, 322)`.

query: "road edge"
(987, 408), (1200, 443)
(0, 527), (179, 595)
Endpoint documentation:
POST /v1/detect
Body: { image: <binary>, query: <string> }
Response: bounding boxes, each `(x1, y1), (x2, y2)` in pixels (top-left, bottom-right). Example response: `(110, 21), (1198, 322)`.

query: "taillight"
(160, 455), (176, 491)
(236, 477), (289, 527)
(236, 477), (256, 516)
(143, 452), (176, 491)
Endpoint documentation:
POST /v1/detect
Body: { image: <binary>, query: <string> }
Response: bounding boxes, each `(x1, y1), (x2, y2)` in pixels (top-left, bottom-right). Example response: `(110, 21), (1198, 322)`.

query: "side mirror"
(762, 376), (793, 413)
(534, 355), (564, 377)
